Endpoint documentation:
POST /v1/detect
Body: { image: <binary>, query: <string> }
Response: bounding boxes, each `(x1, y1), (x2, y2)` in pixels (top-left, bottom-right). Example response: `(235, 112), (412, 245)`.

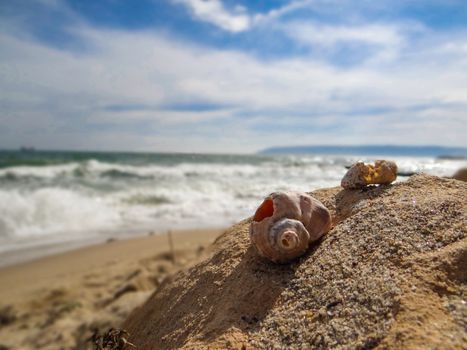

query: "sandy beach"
(0, 228), (223, 349)
(1, 0), (467, 348)
(0, 174), (465, 350)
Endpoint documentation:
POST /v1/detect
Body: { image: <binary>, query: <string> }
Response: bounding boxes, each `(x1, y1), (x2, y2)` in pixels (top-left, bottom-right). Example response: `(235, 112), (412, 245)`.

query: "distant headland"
(259, 145), (467, 158)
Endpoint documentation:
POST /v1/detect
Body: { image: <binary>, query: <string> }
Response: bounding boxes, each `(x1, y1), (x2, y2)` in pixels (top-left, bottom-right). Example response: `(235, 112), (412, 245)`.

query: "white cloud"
(281, 21), (411, 65)
(286, 22), (403, 47)
(169, 0), (430, 67)
(171, 0), (316, 33)
(172, 0), (251, 32)
(253, 0), (314, 24)
(0, 18), (467, 152)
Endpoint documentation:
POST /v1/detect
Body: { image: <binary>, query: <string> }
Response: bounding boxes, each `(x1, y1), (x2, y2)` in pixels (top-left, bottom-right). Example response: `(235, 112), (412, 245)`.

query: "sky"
(0, 0), (466, 153)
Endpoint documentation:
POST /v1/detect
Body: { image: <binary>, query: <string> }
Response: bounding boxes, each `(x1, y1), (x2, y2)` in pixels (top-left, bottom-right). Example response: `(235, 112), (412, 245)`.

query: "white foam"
(0, 188), (121, 239)
(392, 157), (467, 176)
(0, 155), (464, 255)
(0, 163), (79, 178)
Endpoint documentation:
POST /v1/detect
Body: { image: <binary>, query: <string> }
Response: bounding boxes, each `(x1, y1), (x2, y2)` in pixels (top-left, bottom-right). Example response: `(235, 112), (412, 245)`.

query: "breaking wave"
(0, 151), (464, 253)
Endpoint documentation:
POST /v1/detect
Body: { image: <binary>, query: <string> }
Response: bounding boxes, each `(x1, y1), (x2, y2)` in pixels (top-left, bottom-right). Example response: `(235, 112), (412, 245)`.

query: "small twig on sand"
(167, 230), (176, 265)
(89, 328), (136, 350)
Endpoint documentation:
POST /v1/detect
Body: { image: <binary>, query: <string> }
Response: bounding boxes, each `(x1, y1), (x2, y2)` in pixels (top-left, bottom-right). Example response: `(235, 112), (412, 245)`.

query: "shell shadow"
(124, 240), (307, 350)
(196, 245), (300, 343)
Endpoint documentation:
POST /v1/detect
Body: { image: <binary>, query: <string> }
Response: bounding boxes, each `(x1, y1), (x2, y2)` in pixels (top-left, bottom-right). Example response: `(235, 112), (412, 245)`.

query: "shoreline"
(0, 227), (224, 301)
(0, 226), (226, 268)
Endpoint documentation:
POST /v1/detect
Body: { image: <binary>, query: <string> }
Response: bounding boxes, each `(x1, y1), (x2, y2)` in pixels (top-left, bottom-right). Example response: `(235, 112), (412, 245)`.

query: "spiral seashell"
(341, 160), (398, 189)
(249, 192), (332, 263)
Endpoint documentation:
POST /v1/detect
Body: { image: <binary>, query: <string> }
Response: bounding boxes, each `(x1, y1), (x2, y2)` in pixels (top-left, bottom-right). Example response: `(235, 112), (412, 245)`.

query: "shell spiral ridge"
(250, 191), (331, 263)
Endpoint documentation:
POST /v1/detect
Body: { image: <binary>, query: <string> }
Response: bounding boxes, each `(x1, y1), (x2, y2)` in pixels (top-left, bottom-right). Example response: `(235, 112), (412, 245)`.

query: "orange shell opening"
(253, 198), (274, 222)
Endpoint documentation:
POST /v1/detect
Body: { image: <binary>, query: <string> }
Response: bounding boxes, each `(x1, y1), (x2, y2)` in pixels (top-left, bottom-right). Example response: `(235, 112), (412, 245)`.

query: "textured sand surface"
(0, 229), (223, 350)
(124, 175), (466, 350)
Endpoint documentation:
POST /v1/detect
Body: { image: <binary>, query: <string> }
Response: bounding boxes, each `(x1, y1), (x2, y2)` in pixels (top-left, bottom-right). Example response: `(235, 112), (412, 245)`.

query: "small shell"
(341, 160), (397, 189)
(249, 192), (331, 263)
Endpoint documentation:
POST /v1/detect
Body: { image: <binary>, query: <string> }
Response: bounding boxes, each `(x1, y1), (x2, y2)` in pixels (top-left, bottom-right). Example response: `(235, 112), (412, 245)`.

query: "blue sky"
(0, 0), (466, 153)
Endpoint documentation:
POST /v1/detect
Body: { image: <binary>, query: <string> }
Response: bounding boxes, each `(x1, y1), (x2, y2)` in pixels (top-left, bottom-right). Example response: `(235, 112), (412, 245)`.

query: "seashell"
(250, 192), (332, 263)
(341, 160), (397, 189)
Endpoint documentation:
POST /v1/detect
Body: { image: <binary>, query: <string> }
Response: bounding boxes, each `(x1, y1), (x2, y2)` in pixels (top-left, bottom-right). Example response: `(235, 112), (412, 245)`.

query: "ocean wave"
(0, 188), (121, 239)
(393, 157), (466, 177)
(0, 157), (66, 168)
(100, 169), (155, 180)
(0, 159), (267, 180)
(0, 154), (464, 248)
(0, 163), (80, 179)
(122, 194), (172, 205)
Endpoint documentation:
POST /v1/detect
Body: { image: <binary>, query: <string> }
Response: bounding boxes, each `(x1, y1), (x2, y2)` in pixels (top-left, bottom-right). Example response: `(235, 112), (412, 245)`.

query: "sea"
(0, 150), (465, 262)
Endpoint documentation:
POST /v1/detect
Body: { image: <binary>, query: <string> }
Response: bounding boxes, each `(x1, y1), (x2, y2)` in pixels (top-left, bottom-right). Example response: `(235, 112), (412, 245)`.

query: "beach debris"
(0, 305), (16, 327)
(341, 160), (397, 189)
(250, 192), (331, 263)
(167, 230), (176, 265)
(89, 328), (135, 350)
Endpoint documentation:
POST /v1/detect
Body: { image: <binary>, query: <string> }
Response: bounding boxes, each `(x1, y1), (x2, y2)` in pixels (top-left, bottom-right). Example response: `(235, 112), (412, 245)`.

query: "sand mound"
(452, 167), (467, 182)
(123, 174), (466, 350)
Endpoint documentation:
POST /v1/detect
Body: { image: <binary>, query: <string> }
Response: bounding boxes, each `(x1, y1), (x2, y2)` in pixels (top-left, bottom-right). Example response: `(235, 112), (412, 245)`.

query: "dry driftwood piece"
(249, 191), (331, 263)
(341, 160), (397, 189)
